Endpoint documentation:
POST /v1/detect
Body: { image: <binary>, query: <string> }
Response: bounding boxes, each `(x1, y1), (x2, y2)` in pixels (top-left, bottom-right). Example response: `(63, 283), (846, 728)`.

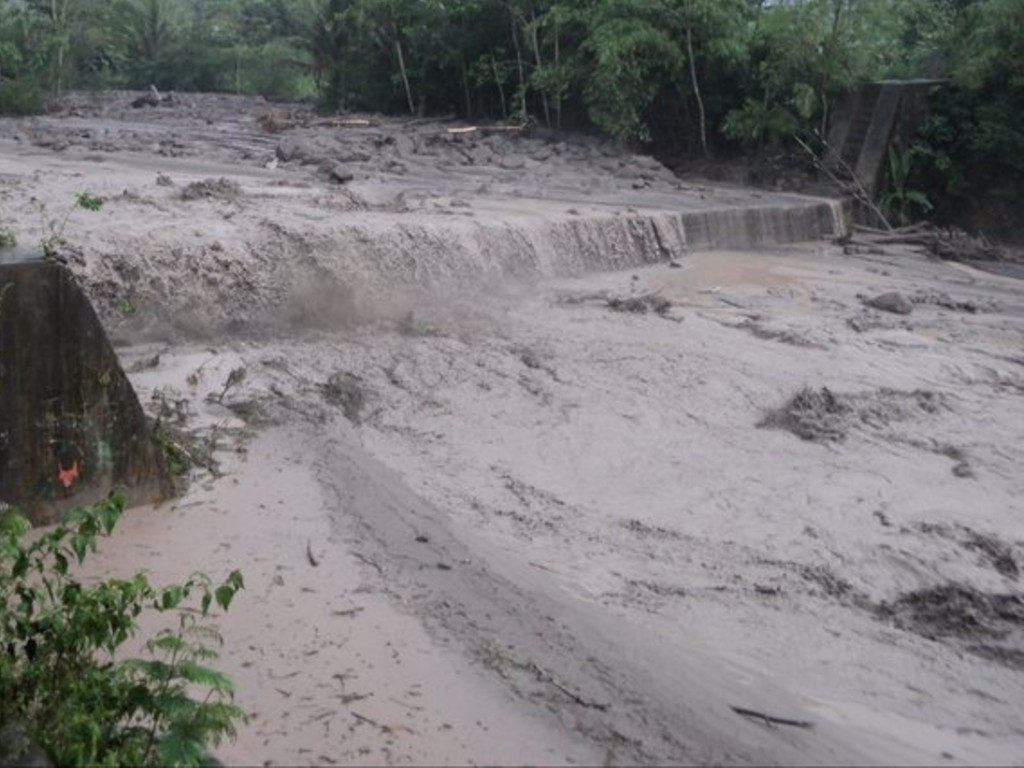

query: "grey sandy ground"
(3, 92), (1023, 764)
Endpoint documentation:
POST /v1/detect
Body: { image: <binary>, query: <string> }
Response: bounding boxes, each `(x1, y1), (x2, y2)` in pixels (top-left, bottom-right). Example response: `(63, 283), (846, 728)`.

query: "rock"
(338, 150), (372, 163)
(320, 372), (365, 423)
(500, 155), (526, 170)
(318, 160), (354, 184)
(864, 291), (913, 315)
(468, 146), (497, 166)
(276, 137), (318, 163)
(131, 92), (160, 109)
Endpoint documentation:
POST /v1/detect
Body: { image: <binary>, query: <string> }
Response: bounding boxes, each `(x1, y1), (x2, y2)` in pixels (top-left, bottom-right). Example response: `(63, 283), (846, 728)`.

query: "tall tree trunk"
(528, 11), (550, 126)
(554, 22), (561, 130)
(461, 57), (471, 118)
(686, 23), (709, 158)
(51, 0), (68, 94)
(821, 0), (844, 138)
(492, 57), (508, 119)
(395, 39), (414, 115)
(510, 18), (527, 119)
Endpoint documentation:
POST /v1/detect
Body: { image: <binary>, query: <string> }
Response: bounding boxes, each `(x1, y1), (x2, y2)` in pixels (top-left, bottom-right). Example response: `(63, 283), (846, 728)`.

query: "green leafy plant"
(113, 295), (136, 316)
(0, 223), (14, 249)
(880, 145), (933, 226)
(0, 495), (246, 766)
(0, 204), (15, 248)
(35, 192), (104, 259)
(76, 192), (104, 212)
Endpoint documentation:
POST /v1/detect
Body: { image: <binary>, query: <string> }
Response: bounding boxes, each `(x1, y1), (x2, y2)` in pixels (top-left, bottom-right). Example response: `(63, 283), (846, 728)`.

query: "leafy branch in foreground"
(793, 133), (893, 231)
(35, 192), (105, 259)
(0, 495), (246, 766)
(0, 214), (14, 248)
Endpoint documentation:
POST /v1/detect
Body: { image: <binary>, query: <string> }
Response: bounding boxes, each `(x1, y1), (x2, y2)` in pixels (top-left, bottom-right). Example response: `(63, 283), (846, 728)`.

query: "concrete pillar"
(0, 251), (168, 525)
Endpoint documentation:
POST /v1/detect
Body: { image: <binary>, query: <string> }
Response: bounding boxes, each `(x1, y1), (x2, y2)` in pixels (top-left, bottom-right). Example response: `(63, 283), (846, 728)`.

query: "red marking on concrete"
(57, 460), (80, 489)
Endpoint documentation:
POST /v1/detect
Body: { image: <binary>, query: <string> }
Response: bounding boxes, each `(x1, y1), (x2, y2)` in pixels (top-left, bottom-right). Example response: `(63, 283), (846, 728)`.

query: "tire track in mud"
(307, 423), (893, 766)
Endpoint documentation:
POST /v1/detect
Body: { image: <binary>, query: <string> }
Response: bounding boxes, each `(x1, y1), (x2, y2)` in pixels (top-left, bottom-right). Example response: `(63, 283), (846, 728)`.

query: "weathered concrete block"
(0, 251), (168, 525)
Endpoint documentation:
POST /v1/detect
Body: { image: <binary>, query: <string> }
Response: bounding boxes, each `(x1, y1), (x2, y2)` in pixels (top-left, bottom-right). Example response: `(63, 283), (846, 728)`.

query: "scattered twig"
(267, 670), (300, 681)
(306, 539), (320, 568)
(332, 606), (364, 619)
(718, 296), (748, 309)
(304, 710), (335, 725)
(730, 705), (813, 729)
(216, 366), (246, 404)
(389, 697), (425, 712)
(350, 710), (380, 728)
(352, 551), (384, 576)
(350, 710), (415, 735)
(340, 692), (372, 705)
(528, 662), (610, 711)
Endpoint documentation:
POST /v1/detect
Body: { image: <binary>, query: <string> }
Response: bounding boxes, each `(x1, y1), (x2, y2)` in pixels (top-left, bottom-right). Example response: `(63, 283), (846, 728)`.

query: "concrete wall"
(0, 253), (168, 524)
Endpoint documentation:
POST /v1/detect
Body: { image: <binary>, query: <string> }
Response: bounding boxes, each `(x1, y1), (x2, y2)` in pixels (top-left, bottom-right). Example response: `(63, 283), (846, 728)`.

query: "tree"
(916, 0), (1024, 236)
(580, 2), (685, 143)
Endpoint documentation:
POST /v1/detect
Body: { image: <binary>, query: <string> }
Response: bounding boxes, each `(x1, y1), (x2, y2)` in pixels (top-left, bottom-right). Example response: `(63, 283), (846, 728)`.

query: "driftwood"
(838, 222), (1009, 263)
(446, 124), (528, 136)
(308, 117), (374, 128)
(306, 539), (320, 567)
(259, 112), (372, 133)
(527, 661), (610, 711)
(131, 84), (174, 109)
(730, 705), (813, 729)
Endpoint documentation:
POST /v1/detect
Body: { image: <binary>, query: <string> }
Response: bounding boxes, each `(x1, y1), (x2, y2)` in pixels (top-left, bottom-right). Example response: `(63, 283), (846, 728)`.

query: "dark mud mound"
(606, 293), (671, 316)
(759, 387), (850, 441)
(759, 386), (943, 442)
(180, 177), (242, 201)
(879, 585), (1024, 670)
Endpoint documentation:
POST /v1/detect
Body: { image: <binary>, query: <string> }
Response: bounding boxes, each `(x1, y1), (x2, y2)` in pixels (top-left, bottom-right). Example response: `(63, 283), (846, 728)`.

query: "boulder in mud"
(276, 137), (320, 164)
(318, 160), (354, 184)
(863, 291), (913, 315)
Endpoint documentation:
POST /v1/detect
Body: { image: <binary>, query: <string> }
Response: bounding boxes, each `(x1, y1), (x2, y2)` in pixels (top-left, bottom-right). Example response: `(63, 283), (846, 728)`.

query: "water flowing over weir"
(316, 199), (849, 289)
(79, 190), (849, 341)
(679, 199), (848, 250)
(304, 210), (691, 289)
(247, 196), (849, 318)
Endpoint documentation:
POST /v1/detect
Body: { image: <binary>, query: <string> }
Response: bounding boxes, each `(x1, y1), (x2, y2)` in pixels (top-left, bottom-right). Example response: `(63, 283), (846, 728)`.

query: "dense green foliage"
(0, 0), (1020, 234)
(914, 0), (1024, 234)
(0, 496), (246, 766)
(0, 0), (318, 109)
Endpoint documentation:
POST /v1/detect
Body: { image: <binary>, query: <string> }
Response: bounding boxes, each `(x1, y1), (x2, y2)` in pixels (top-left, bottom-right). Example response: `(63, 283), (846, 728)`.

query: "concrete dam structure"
(0, 249), (167, 525)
